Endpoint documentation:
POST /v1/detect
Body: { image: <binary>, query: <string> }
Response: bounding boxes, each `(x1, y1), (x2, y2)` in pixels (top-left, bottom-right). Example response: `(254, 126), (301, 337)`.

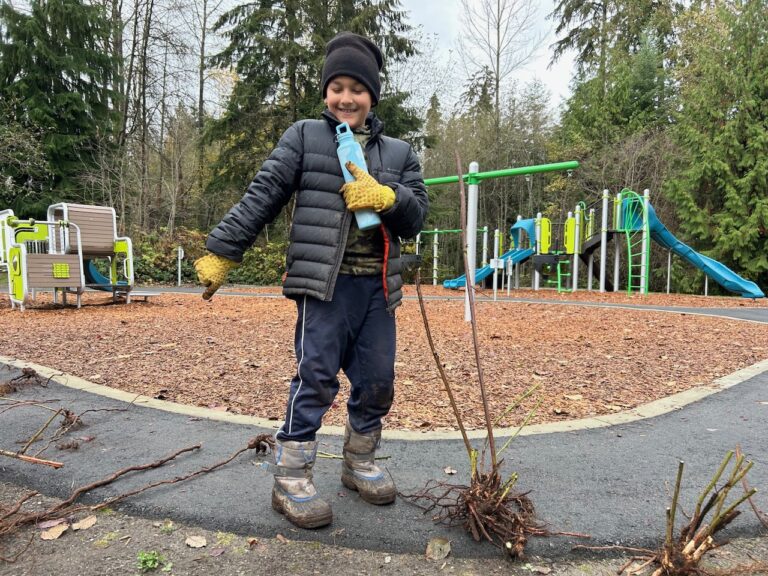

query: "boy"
(195, 32), (429, 529)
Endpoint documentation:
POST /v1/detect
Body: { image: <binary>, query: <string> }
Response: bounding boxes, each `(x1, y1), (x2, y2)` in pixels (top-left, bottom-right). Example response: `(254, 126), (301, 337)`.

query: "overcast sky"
(399, 0), (575, 110)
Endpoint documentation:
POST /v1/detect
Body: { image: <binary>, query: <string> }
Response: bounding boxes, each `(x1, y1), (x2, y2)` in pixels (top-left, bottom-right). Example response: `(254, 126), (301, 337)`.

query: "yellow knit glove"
(340, 162), (396, 212)
(194, 253), (238, 300)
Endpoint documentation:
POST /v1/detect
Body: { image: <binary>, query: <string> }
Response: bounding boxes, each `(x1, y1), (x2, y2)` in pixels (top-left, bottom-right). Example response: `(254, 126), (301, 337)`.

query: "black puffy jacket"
(206, 110), (429, 312)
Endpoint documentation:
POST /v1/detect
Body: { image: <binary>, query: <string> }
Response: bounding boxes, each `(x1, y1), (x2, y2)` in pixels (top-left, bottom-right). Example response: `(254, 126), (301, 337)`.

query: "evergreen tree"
(0, 0), (118, 202)
(0, 97), (51, 214)
(423, 93), (443, 151)
(549, 0), (615, 95)
(666, 0), (768, 288)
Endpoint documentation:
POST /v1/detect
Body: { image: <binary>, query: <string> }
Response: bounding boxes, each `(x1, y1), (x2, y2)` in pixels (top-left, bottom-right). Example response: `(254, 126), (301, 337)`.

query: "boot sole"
(341, 473), (396, 505)
(271, 491), (333, 529)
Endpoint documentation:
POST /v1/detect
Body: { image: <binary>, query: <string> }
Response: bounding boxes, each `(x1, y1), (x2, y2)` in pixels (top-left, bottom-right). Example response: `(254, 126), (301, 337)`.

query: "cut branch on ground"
(574, 451), (768, 575)
(0, 434), (275, 555)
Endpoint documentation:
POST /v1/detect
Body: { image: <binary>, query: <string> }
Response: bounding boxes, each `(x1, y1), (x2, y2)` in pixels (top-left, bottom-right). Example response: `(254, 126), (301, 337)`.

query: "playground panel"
(1, 203), (136, 310)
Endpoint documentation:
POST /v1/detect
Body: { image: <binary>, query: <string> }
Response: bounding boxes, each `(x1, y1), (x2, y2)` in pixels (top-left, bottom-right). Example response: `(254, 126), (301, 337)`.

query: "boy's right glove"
(194, 253), (238, 300)
(341, 162), (396, 212)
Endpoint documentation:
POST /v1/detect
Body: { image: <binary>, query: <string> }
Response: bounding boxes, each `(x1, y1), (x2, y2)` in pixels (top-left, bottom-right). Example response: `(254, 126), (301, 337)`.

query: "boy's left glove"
(194, 253), (238, 300)
(341, 162), (395, 212)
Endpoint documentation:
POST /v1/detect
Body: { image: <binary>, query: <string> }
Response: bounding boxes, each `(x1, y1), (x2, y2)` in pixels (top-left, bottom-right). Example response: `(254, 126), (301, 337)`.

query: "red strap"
(380, 223), (390, 303)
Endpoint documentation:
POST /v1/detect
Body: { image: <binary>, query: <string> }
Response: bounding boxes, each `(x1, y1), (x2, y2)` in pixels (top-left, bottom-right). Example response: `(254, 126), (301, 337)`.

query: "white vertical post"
(506, 258), (511, 296)
(640, 189), (650, 294)
(432, 228), (438, 286)
(514, 214), (521, 291)
(573, 204), (581, 292)
(482, 227), (489, 267)
(492, 228), (499, 301)
(614, 193), (621, 292)
(465, 162), (479, 322)
(599, 190), (609, 292)
(177, 246), (184, 287)
(704, 275), (709, 296)
(415, 233), (421, 255)
(500, 229), (506, 291)
(667, 250), (672, 294)
(534, 212), (542, 291)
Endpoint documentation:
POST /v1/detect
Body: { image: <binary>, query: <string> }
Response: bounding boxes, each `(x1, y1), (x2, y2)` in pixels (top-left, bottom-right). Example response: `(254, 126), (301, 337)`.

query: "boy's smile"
(325, 76), (372, 130)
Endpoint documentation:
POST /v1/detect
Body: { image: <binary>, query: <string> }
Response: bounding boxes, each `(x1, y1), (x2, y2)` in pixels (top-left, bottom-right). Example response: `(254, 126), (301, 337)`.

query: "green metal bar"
(424, 161), (579, 187)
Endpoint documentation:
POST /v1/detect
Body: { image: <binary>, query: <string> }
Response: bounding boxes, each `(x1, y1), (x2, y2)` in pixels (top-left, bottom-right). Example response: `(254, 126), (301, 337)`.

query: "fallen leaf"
(38, 518), (67, 530)
(209, 548), (226, 557)
(276, 534), (290, 544)
(530, 565), (552, 574)
(384, 556), (392, 564)
(425, 537), (451, 560)
(443, 466), (457, 475)
(185, 535), (207, 548)
(564, 394), (583, 401)
(41, 524), (69, 540)
(72, 516), (97, 531)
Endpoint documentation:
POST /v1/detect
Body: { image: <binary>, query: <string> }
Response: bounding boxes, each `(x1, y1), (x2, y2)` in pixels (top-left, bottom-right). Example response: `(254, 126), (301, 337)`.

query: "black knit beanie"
(321, 32), (383, 106)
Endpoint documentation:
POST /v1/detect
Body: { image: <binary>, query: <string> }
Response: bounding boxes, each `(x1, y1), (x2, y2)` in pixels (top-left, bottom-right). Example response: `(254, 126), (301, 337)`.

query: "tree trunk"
(197, 0), (208, 208)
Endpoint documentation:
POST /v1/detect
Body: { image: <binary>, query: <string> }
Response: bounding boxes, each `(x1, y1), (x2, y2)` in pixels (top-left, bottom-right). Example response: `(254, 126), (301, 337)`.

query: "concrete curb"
(3, 355), (767, 441)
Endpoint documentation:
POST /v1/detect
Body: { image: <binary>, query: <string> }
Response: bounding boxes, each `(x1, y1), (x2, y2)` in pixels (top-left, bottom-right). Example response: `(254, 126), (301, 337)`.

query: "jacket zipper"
(325, 210), (353, 301)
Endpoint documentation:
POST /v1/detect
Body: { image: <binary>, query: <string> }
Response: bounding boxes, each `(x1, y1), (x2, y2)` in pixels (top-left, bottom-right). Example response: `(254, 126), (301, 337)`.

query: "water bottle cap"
(335, 122), (351, 137)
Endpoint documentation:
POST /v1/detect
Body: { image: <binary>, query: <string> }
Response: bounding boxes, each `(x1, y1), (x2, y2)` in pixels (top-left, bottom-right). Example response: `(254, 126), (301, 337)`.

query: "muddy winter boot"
(341, 422), (396, 505)
(265, 439), (332, 529)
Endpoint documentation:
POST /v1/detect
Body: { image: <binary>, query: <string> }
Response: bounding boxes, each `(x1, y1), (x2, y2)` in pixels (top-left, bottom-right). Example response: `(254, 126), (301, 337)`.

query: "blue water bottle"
(335, 122), (381, 231)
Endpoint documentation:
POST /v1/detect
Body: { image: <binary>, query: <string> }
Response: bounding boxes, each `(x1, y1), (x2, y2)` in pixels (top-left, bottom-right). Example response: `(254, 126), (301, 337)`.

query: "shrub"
(132, 227), (286, 286)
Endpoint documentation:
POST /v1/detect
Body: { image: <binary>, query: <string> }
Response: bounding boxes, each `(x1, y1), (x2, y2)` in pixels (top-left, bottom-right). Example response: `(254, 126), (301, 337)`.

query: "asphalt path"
(1, 291), (767, 559)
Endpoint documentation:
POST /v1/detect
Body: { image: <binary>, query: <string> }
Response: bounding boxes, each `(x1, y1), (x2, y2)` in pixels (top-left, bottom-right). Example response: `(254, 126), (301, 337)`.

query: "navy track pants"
(276, 274), (396, 442)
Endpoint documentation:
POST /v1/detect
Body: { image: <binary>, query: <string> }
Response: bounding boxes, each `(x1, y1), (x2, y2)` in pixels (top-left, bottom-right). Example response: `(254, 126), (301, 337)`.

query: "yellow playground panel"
(0, 203), (135, 311)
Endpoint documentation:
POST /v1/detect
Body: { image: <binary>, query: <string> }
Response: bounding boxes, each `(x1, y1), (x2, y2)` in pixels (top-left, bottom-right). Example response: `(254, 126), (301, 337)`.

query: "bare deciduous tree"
(457, 0), (543, 119)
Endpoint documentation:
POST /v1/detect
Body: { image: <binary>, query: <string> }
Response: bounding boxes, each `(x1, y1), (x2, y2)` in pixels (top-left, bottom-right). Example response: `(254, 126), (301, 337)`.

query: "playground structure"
(0, 203), (135, 310)
(424, 164), (764, 300)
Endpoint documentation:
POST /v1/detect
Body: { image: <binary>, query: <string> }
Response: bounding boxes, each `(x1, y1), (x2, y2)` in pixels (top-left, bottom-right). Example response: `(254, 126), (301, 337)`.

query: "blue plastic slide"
(647, 204), (764, 298)
(443, 247), (535, 289)
(84, 259), (129, 290)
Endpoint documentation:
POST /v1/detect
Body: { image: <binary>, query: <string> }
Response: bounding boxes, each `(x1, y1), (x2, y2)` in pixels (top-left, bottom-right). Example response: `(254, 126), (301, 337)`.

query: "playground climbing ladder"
(616, 189), (650, 295)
